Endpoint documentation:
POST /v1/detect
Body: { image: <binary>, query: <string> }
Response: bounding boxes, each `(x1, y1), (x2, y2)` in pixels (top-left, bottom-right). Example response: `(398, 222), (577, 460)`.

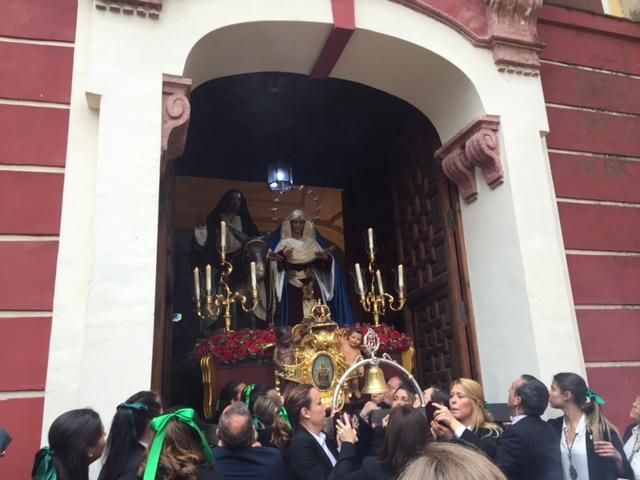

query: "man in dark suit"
(493, 374), (563, 480)
(213, 402), (284, 480)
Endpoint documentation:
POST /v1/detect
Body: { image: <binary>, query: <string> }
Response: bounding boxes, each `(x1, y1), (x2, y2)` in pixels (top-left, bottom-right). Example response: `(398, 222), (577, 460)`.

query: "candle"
(398, 264), (404, 291)
(376, 269), (384, 295)
(194, 267), (201, 300)
(367, 228), (374, 253)
(205, 264), (212, 295)
(220, 221), (226, 253)
(355, 263), (364, 293)
(250, 261), (257, 290)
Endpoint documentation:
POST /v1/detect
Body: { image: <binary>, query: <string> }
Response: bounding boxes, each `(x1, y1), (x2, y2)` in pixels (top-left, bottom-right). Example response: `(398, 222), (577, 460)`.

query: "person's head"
(253, 389), (282, 427)
(507, 374), (548, 416)
(272, 384), (325, 448)
(449, 378), (500, 434)
(214, 381), (246, 422)
(219, 190), (244, 214)
(371, 392), (385, 405)
(33, 409), (105, 480)
(137, 408), (212, 480)
(217, 403), (254, 449)
(276, 326), (292, 347)
(348, 330), (363, 349)
(98, 391), (162, 480)
(550, 372), (617, 441)
(379, 405), (429, 475)
(391, 385), (413, 409)
(630, 396), (640, 424)
(398, 442), (507, 480)
(383, 376), (402, 405)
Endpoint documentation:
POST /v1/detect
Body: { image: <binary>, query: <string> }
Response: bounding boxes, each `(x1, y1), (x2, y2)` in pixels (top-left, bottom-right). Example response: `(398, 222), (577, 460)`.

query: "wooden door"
(390, 118), (478, 388)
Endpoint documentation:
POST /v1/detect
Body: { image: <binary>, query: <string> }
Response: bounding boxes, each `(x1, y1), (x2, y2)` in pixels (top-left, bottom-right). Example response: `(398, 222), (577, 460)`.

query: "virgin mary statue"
(268, 210), (353, 326)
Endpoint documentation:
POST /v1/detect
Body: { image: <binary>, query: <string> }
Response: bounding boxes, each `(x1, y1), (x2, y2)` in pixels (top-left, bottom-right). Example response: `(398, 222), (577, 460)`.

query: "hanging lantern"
(267, 162), (293, 192)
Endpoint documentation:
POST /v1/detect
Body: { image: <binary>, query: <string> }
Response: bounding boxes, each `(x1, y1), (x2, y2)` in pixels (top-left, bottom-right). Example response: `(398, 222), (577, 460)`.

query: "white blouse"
(561, 414), (590, 480)
(623, 425), (640, 480)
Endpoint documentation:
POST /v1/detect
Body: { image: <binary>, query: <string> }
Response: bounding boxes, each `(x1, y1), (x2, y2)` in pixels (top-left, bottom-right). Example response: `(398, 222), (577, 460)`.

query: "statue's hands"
(315, 250), (329, 261)
(282, 248), (293, 259)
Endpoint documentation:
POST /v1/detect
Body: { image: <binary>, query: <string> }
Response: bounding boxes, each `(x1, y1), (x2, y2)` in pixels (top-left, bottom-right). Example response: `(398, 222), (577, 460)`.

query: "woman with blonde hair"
(398, 442), (507, 480)
(431, 378), (502, 457)
(548, 372), (633, 480)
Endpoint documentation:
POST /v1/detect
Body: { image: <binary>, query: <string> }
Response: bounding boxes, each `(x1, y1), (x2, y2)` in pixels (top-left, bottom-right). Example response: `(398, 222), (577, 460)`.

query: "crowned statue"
(267, 209), (353, 326)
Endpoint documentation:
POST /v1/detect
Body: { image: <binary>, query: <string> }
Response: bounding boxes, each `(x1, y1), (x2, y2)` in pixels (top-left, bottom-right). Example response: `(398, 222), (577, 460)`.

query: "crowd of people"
(28, 372), (640, 480)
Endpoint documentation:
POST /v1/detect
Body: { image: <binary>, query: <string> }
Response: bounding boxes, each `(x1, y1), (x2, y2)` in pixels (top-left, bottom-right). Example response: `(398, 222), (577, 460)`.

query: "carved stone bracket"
(95, 0), (162, 19)
(390, 0), (544, 75)
(434, 115), (503, 204)
(162, 74), (192, 163)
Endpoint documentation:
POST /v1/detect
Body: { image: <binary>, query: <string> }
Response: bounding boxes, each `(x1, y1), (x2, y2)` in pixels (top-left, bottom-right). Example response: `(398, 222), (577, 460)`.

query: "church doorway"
(153, 72), (479, 409)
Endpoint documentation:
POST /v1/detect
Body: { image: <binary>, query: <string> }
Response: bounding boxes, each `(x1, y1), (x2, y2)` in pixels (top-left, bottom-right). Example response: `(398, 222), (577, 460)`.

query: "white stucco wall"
(45, 0), (585, 441)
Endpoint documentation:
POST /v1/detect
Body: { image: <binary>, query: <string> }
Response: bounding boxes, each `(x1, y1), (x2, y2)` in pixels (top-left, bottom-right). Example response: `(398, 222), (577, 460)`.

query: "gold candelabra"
(193, 221), (259, 332)
(354, 228), (406, 326)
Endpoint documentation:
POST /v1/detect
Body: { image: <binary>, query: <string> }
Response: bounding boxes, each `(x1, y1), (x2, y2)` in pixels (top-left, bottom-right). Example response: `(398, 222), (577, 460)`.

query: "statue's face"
(348, 332), (363, 348)
(290, 218), (305, 237)
(229, 192), (242, 213)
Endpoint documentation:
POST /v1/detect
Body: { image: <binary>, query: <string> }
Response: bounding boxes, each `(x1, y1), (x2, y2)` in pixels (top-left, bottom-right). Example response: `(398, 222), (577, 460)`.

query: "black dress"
(332, 442), (393, 480)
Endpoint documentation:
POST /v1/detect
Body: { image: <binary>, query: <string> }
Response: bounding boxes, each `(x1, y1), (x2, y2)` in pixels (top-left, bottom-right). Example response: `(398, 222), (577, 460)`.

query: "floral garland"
(194, 323), (413, 365)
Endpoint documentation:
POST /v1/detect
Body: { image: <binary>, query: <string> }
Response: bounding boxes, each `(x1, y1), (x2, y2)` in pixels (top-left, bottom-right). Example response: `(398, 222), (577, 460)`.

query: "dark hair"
(272, 384), (313, 448)
(213, 381), (245, 423)
(348, 329), (363, 338)
(553, 372), (618, 442)
(98, 391), (162, 480)
(207, 190), (258, 237)
(275, 326), (291, 341)
(137, 408), (211, 480)
(430, 387), (450, 408)
(379, 405), (429, 475)
(33, 409), (103, 480)
(218, 402), (254, 449)
(516, 375), (548, 416)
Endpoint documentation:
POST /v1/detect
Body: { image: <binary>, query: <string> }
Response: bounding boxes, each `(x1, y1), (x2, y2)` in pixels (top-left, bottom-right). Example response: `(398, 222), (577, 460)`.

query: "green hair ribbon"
(278, 406), (292, 431)
(252, 416), (265, 431)
(143, 408), (213, 480)
(586, 388), (605, 406)
(118, 402), (149, 412)
(243, 384), (256, 408)
(32, 447), (56, 480)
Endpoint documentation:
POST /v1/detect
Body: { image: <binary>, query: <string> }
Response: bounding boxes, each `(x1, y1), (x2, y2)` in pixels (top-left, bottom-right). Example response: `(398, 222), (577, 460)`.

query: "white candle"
(398, 264), (404, 291)
(220, 221), (226, 253)
(355, 263), (364, 293)
(376, 269), (384, 295)
(194, 267), (201, 300)
(205, 264), (212, 294)
(250, 261), (257, 290)
(367, 228), (374, 253)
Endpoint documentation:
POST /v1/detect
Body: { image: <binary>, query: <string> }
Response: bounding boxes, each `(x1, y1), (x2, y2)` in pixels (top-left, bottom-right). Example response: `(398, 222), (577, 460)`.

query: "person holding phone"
(431, 378), (502, 457)
(334, 405), (430, 480)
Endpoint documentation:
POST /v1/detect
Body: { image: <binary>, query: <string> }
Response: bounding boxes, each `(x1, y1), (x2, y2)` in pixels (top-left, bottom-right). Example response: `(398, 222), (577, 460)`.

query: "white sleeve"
(194, 225), (208, 246)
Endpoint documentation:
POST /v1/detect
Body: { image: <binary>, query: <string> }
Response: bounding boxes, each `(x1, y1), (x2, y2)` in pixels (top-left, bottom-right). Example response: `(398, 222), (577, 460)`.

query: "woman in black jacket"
(548, 372), (633, 480)
(98, 390), (162, 480)
(431, 378), (502, 457)
(333, 405), (430, 480)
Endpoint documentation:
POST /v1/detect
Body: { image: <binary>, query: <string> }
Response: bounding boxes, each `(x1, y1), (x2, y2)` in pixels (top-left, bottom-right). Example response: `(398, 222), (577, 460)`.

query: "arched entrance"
(44, 1), (584, 431)
(154, 71), (481, 407)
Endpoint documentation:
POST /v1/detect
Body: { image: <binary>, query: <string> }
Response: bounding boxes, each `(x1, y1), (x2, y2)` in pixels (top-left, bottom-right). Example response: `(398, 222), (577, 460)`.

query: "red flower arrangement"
(195, 323), (413, 365)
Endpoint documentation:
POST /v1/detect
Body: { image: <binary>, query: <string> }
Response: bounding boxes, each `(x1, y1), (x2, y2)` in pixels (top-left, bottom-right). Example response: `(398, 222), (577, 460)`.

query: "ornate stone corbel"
(435, 115), (503, 204)
(162, 74), (192, 163)
(485, 0), (544, 74)
(95, 0), (162, 19)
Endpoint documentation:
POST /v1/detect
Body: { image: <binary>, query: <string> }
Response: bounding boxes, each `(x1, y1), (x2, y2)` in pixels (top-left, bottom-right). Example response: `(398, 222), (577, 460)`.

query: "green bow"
(32, 447), (56, 480)
(243, 384), (256, 408)
(278, 406), (292, 431)
(586, 388), (605, 406)
(143, 408), (213, 480)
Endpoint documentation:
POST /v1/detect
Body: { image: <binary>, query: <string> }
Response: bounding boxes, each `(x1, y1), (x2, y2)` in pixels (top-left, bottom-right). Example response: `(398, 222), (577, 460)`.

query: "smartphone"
(424, 402), (438, 425)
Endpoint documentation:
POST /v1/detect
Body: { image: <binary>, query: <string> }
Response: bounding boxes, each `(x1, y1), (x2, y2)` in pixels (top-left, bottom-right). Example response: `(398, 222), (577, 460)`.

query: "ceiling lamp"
(267, 162), (293, 193)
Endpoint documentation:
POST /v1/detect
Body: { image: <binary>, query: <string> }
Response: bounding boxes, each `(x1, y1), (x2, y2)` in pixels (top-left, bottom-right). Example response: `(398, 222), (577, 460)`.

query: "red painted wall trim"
(0, 398), (45, 480)
(310, 0), (356, 79)
(0, 172), (64, 235)
(0, 242), (59, 311)
(0, 0), (77, 42)
(0, 42), (74, 104)
(0, 105), (69, 167)
(0, 317), (51, 391)
(567, 254), (640, 305)
(586, 366), (640, 432)
(539, 4), (640, 41)
(578, 310), (640, 362)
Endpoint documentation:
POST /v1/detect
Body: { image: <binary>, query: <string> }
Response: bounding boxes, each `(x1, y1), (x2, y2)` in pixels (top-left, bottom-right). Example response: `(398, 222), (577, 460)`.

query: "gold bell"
(362, 365), (389, 395)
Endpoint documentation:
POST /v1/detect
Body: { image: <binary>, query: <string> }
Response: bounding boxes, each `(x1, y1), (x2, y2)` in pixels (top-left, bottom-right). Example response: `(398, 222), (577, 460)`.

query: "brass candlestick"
(354, 229), (406, 326)
(195, 250), (259, 332)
